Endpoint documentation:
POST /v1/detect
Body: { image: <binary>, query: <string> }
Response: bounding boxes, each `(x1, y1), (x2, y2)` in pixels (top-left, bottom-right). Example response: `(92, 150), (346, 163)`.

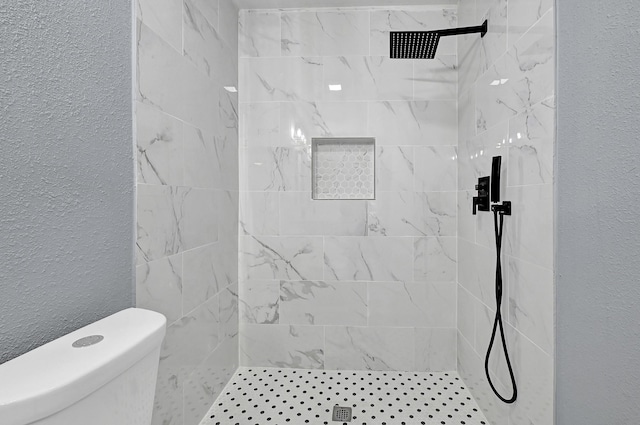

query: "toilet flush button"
(72, 335), (104, 348)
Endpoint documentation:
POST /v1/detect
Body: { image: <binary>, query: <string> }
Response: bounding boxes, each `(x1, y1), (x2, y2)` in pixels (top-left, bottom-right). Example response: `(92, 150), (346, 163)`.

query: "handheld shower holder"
(491, 201), (511, 216)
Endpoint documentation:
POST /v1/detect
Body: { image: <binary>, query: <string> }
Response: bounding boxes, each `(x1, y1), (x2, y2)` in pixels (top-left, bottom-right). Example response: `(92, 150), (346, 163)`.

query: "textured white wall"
(556, 0), (640, 423)
(0, 1), (134, 364)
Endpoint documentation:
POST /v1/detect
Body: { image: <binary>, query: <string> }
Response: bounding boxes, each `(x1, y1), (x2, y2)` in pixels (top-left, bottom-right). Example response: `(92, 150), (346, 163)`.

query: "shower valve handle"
(473, 176), (491, 215)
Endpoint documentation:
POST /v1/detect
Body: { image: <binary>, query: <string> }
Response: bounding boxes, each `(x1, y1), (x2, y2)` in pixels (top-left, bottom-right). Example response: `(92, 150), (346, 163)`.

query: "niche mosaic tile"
(202, 367), (490, 425)
(312, 138), (375, 200)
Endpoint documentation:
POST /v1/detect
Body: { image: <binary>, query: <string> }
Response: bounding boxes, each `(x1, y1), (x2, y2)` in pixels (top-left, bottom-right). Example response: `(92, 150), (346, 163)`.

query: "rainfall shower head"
(390, 20), (488, 59)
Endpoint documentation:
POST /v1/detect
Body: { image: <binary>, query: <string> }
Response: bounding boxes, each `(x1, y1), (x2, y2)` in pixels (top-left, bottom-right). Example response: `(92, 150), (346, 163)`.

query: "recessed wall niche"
(311, 137), (375, 200)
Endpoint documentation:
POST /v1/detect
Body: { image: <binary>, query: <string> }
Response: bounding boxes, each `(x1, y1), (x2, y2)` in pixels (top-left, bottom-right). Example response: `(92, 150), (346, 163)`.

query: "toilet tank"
(0, 308), (166, 425)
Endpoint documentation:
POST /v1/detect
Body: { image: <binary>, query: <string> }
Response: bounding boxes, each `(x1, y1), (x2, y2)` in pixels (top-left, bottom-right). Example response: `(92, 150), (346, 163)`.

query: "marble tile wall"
(135, 1), (239, 424)
(238, 6), (459, 373)
(456, 0), (554, 424)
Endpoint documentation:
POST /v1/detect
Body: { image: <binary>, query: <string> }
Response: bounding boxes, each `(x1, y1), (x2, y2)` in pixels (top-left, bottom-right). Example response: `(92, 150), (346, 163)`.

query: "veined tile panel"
(240, 324), (325, 369)
(135, 1), (239, 424)
(281, 10), (370, 57)
(457, 0), (555, 423)
(239, 5), (459, 374)
(325, 326), (415, 371)
(279, 280), (368, 326)
(241, 236), (324, 281)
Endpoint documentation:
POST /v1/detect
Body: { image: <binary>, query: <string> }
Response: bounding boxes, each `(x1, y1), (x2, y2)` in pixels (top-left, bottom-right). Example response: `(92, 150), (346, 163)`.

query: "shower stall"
(134, 0), (555, 424)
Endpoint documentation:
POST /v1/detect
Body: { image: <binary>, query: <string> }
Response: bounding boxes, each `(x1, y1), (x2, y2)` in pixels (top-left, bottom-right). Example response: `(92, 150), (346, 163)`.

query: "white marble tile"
(507, 257), (553, 355)
(414, 328), (457, 371)
(182, 335), (236, 425)
(217, 190), (239, 248)
(414, 237), (457, 282)
(323, 56), (413, 101)
(180, 64), (220, 134)
(151, 361), (183, 425)
(474, 54), (518, 134)
(182, 243), (228, 314)
(508, 9), (555, 105)
(240, 324), (324, 369)
(240, 192), (280, 235)
(457, 0), (483, 96)
(161, 295), (221, 374)
(136, 102), (184, 186)
(376, 146), (414, 192)
(504, 184), (553, 270)
(138, 20), (220, 133)
(457, 190), (476, 242)
(218, 91), (240, 190)
(478, 0), (508, 72)
(240, 56), (323, 102)
(241, 236), (324, 281)
(475, 12), (554, 132)
(279, 101), (369, 145)
(324, 237), (413, 282)
(457, 333), (510, 425)
(414, 146), (458, 192)
(508, 0), (553, 49)
(183, 0), (225, 80)
(364, 191), (407, 236)
(508, 97), (555, 186)
(183, 125), (222, 189)
(370, 8), (458, 57)
(457, 238), (497, 307)
(281, 10), (369, 56)
(244, 146), (311, 191)
(137, 0), (182, 52)
(369, 282), (456, 327)
(506, 325), (554, 425)
(219, 284), (239, 339)
(325, 326), (414, 371)
(219, 41), (240, 89)
(181, 188), (219, 250)
(187, 0), (219, 31)
(279, 281), (367, 326)
(217, 0), (238, 53)
(457, 285), (476, 346)
(413, 192), (459, 236)
(240, 103), (281, 147)
(137, 184), (184, 263)
(458, 122), (509, 191)
(136, 254), (183, 324)
(240, 10), (281, 57)
(137, 20), (185, 121)
(279, 192), (367, 236)
(367, 192), (457, 237)
(457, 86), (476, 143)
(240, 280), (280, 324)
(368, 101), (458, 146)
(413, 55), (458, 100)
(458, 33), (483, 98)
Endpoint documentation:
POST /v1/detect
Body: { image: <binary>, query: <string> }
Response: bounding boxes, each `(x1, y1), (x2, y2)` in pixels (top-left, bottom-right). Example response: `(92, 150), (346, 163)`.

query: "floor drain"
(332, 406), (352, 422)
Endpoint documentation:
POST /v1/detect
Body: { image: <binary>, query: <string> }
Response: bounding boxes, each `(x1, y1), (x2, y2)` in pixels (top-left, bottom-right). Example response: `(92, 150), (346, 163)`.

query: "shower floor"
(201, 367), (489, 425)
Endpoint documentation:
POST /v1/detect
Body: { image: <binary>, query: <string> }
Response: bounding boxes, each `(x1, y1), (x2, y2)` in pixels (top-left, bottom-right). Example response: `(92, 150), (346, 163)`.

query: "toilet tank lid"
(0, 308), (166, 425)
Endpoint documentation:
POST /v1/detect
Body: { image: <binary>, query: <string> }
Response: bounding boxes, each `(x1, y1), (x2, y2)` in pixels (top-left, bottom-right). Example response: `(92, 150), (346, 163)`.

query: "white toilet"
(0, 308), (166, 425)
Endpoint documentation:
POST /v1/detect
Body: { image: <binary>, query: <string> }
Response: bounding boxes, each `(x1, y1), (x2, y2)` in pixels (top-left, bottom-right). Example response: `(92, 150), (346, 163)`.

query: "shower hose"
(485, 208), (518, 404)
